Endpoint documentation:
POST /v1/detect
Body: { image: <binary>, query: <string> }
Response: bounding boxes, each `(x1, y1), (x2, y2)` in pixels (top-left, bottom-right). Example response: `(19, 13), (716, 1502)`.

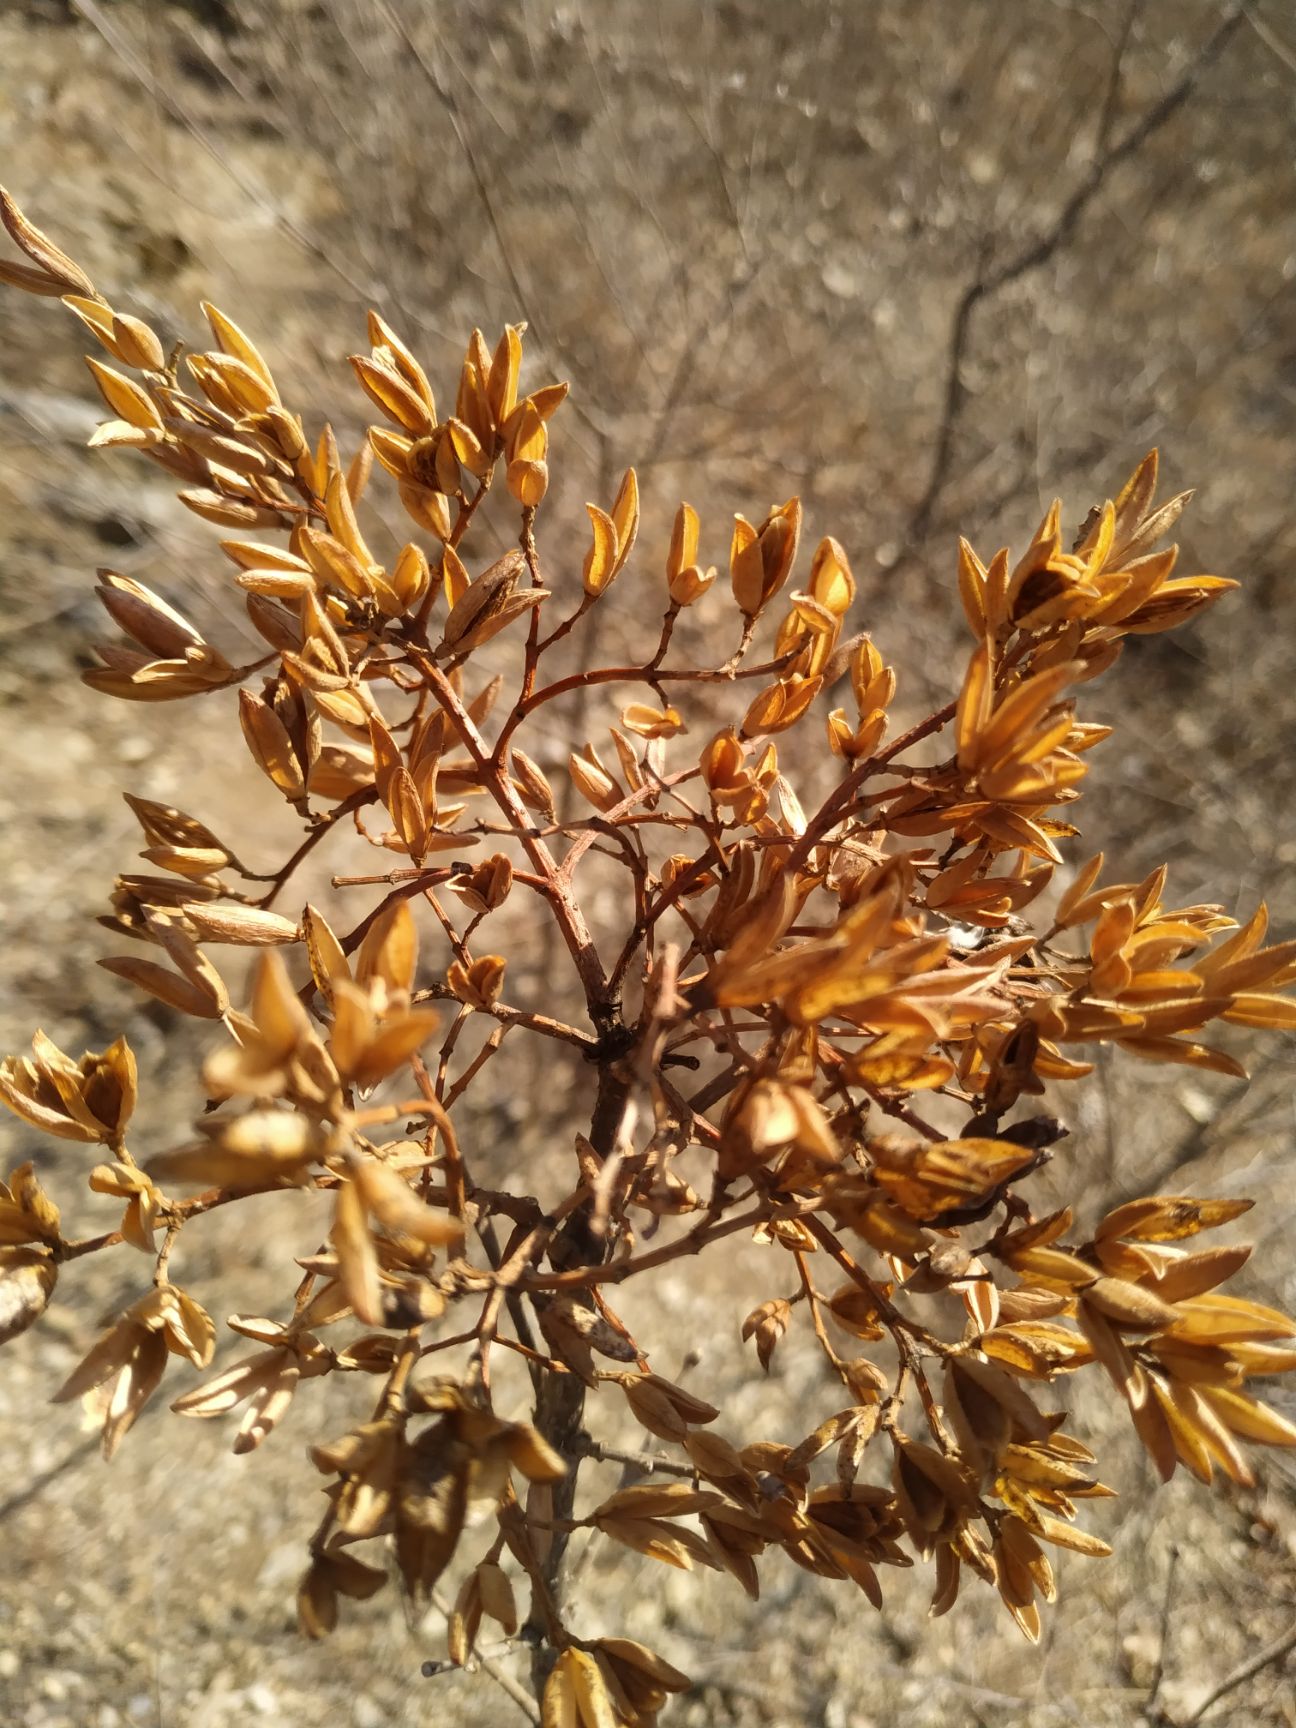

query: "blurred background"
(1, 1), (1295, 1724)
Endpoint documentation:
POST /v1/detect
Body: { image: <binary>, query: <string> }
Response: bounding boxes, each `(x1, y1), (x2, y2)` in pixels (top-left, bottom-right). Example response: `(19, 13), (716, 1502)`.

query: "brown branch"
(1146, 1540), (1180, 1716)
(907, 1), (1243, 544)
(515, 647), (798, 723)
(521, 1055), (636, 1675)
(1180, 1618), (1296, 1724)
(558, 766), (702, 887)
(409, 1058), (468, 1221)
(410, 987), (599, 1054)
(250, 786), (378, 908)
(608, 843), (723, 999)
(794, 1249), (852, 1391)
(783, 698), (960, 878)
(522, 1199), (781, 1293)
(427, 1587), (540, 1723)
(410, 649), (613, 1018)
(577, 1437), (697, 1481)
(59, 1176), (297, 1262)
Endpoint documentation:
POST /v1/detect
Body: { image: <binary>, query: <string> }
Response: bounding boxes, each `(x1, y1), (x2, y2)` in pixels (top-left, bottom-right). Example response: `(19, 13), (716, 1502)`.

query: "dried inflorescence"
(2, 185), (1295, 1716)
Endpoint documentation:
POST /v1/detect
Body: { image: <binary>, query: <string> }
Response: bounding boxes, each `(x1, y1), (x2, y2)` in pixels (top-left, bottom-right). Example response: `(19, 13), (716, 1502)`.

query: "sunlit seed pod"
(440, 549), (526, 649)
(349, 354), (435, 436)
(110, 312), (166, 371)
(507, 455), (548, 507)
(668, 560), (716, 606)
(0, 1252), (58, 1346)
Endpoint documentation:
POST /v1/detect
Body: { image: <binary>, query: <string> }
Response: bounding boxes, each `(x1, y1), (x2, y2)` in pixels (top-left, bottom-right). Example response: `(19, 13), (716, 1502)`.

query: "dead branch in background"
(905, 2), (1245, 550)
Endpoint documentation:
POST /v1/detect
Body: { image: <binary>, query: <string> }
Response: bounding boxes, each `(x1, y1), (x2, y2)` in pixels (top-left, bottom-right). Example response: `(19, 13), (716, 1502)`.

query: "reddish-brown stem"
(248, 786), (379, 907)
(338, 872), (460, 954)
(409, 988), (598, 1053)
(784, 698), (960, 876)
(521, 1199), (797, 1291)
(513, 647), (799, 723)
(59, 1176), (298, 1262)
(409, 648), (613, 1019)
(608, 842), (723, 999)
(442, 1021), (507, 1111)
(557, 766), (701, 886)
(802, 1214), (948, 1355)
(409, 474), (492, 639)
(794, 1248), (853, 1391)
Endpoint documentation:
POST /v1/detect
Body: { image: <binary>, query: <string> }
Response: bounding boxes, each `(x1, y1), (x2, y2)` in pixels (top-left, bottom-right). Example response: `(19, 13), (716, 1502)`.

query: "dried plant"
(3, 184), (1295, 1721)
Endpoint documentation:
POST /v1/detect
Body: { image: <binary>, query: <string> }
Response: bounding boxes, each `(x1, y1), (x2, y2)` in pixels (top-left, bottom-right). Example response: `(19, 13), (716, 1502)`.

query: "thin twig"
(427, 1588), (540, 1723)
(1146, 1541), (1179, 1715)
(907, 2), (1243, 545)
(1180, 1618), (1296, 1724)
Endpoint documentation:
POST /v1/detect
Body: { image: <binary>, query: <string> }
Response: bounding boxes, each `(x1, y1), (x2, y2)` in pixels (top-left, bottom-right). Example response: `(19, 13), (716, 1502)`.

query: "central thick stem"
(526, 1052), (632, 1692)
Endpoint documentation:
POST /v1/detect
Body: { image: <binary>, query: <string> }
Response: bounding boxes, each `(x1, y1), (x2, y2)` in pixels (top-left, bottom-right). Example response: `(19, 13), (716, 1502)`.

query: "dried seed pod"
(439, 549), (530, 651)
(0, 186), (96, 293)
(0, 1250), (58, 1346)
